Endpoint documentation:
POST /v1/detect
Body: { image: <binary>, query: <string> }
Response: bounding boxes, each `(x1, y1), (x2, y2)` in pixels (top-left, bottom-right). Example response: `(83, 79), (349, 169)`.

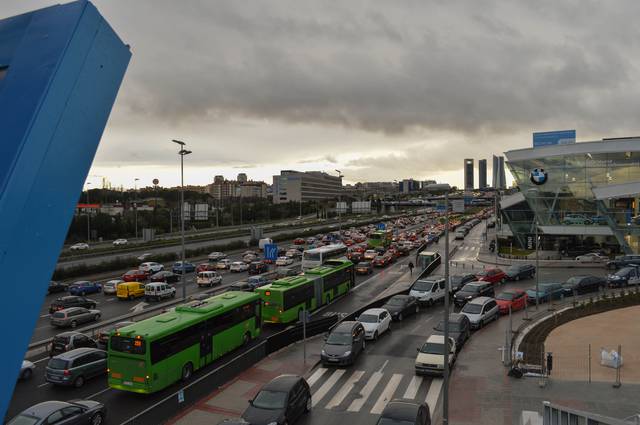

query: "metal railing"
(543, 401), (640, 425)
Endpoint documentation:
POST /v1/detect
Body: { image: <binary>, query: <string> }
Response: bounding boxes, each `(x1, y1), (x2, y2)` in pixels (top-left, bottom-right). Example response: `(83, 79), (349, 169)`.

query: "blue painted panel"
(0, 1), (130, 419)
(265, 244), (279, 261)
(533, 130), (576, 147)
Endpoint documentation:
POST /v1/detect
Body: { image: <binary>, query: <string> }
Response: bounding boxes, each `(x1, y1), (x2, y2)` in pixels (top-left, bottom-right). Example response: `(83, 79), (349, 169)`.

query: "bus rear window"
(110, 336), (146, 355)
(303, 252), (321, 261)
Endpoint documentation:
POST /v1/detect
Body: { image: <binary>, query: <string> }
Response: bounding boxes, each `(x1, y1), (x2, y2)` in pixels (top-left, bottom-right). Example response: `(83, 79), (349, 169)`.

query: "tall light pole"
(86, 182), (91, 243)
(335, 169), (344, 232)
(528, 188), (540, 310)
(134, 178), (139, 241)
(442, 185), (451, 425)
(172, 139), (192, 300)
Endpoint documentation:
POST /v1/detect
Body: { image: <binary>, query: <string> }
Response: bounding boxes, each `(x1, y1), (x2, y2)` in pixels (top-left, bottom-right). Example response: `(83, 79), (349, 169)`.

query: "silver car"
(102, 279), (123, 295)
(50, 307), (101, 329)
(460, 297), (499, 329)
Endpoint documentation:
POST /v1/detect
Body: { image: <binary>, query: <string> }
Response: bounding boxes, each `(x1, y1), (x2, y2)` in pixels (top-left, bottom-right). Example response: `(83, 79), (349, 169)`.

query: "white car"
(69, 243), (89, 251)
(243, 254), (258, 264)
(409, 278), (446, 306)
(285, 249), (301, 259)
(208, 251), (226, 261)
(216, 259), (232, 270)
(415, 334), (457, 376)
(576, 253), (607, 263)
(102, 279), (124, 295)
(20, 360), (36, 380)
(144, 282), (176, 301)
(197, 271), (223, 287)
(275, 256), (294, 266)
(229, 261), (249, 272)
(112, 238), (128, 246)
(356, 308), (392, 340)
(139, 262), (164, 273)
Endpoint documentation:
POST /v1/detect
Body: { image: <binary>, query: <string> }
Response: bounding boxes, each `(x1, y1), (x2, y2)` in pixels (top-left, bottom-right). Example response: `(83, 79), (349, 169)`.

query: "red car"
(197, 263), (217, 273)
(122, 269), (149, 282)
(293, 238), (305, 245)
(496, 290), (528, 313)
(347, 251), (363, 263)
(476, 268), (506, 284)
(374, 255), (389, 267)
(344, 239), (355, 246)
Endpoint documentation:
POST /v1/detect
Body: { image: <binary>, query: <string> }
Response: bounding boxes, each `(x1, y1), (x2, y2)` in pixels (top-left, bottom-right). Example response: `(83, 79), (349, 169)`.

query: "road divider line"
(37, 382), (49, 388)
(425, 377), (443, 413)
(370, 373), (402, 414)
(87, 387), (112, 400)
(312, 369), (345, 407)
(33, 357), (51, 364)
(307, 367), (328, 387)
(347, 371), (383, 412)
(402, 375), (423, 399)
(325, 370), (364, 409)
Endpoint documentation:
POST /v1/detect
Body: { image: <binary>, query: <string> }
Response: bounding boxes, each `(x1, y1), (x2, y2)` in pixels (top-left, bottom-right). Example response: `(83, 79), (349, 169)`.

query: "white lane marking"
(33, 357), (51, 364)
(40, 314), (50, 319)
(87, 387), (112, 399)
(325, 370), (365, 409)
(312, 369), (345, 407)
(106, 298), (116, 302)
(307, 367), (328, 387)
(411, 314), (432, 334)
(370, 373), (403, 414)
(347, 371), (383, 412)
(37, 382), (50, 388)
(425, 378), (444, 413)
(378, 360), (389, 373)
(403, 375), (423, 399)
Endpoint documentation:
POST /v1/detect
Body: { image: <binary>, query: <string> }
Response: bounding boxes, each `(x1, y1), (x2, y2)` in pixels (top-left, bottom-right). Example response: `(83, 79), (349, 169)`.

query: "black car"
(562, 275), (606, 296)
(453, 282), (494, 307)
(49, 332), (97, 357)
(242, 375), (311, 425)
(376, 399), (431, 425)
(607, 266), (640, 287)
(432, 313), (471, 351)
(150, 271), (181, 283)
(606, 254), (640, 269)
(504, 264), (536, 281)
(49, 296), (97, 314)
(449, 274), (476, 293)
(96, 321), (134, 349)
(381, 295), (419, 321)
(228, 281), (253, 292)
(48, 281), (69, 294)
(7, 400), (106, 425)
(249, 262), (268, 275)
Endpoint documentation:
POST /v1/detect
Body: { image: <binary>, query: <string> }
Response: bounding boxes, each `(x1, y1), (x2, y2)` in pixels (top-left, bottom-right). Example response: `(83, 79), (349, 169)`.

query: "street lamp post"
(335, 170), (344, 232)
(86, 182), (91, 243)
(172, 139), (192, 300)
(442, 185), (451, 424)
(528, 188), (540, 310)
(134, 178), (139, 241)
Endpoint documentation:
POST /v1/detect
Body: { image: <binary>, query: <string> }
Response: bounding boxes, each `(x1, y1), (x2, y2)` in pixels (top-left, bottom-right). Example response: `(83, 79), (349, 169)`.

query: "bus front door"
(200, 331), (213, 367)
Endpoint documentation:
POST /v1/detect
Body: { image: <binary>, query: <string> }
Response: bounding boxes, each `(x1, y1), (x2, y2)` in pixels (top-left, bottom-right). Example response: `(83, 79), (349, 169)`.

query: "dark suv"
(505, 264), (536, 281)
(453, 282), (494, 307)
(449, 274), (476, 293)
(432, 313), (471, 351)
(607, 254), (640, 270)
(562, 275), (606, 296)
(49, 296), (97, 314)
(45, 348), (107, 387)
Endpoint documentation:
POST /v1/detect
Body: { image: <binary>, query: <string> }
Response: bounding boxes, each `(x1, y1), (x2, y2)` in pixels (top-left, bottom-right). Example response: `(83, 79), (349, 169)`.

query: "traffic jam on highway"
(8, 209), (625, 425)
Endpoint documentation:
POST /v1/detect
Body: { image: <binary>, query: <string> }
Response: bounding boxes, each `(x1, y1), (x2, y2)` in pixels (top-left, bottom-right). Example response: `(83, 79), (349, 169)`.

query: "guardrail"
(543, 401), (639, 425)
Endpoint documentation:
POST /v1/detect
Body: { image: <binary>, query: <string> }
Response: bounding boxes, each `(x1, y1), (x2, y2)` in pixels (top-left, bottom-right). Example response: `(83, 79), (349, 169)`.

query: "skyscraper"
(464, 159), (474, 190)
(492, 155), (506, 189)
(478, 159), (487, 189)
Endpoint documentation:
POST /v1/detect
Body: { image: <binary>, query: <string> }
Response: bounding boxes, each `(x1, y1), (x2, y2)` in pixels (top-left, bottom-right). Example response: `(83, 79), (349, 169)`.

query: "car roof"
(19, 401), (72, 419)
(334, 321), (361, 332)
(362, 308), (387, 315)
(469, 296), (493, 305)
(262, 374), (302, 391)
(382, 399), (422, 420)
(53, 347), (101, 360)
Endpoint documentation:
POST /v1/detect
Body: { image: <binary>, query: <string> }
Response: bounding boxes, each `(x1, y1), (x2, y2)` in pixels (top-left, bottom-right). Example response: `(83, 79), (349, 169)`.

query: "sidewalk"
(169, 336), (325, 425)
(449, 304), (640, 425)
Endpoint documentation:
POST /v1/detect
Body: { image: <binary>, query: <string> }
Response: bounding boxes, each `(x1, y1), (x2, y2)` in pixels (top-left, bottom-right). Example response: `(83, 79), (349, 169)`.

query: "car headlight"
(343, 351), (352, 357)
(466, 295), (472, 300)
(321, 350), (326, 356)
(267, 422), (278, 425)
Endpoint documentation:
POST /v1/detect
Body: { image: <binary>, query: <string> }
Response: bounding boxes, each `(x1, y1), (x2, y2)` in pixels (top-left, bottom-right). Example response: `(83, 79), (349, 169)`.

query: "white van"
(144, 282), (176, 301)
(259, 238), (273, 251)
(197, 271), (222, 287)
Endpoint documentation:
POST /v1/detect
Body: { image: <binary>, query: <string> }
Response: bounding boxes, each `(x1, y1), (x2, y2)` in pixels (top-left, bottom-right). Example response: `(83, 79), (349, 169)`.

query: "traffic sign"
(436, 204), (446, 212)
(377, 223), (386, 230)
(264, 243), (278, 261)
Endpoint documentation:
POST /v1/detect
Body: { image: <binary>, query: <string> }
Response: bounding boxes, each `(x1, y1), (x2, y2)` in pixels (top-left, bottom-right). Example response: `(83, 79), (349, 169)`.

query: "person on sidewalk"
(408, 261), (414, 275)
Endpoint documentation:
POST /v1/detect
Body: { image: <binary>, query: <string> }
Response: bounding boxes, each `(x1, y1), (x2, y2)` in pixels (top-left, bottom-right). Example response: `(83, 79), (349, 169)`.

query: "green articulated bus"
(107, 291), (261, 394)
(256, 259), (354, 324)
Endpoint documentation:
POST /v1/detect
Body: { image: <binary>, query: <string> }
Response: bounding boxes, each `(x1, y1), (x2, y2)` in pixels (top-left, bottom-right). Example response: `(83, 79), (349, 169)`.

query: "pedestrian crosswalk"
(308, 367), (443, 415)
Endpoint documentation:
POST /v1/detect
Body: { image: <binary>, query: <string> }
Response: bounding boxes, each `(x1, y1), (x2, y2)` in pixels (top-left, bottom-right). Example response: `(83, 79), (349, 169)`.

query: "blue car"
(526, 283), (564, 304)
(68, 281), (102, 296)
(172, 261), (196, 274)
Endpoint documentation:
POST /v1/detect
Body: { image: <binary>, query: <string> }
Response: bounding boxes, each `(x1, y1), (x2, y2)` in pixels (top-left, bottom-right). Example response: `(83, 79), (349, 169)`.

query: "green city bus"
(256, 259), (354, 324)
(107, 291), (261, 394)
(368, 230), (392, 249)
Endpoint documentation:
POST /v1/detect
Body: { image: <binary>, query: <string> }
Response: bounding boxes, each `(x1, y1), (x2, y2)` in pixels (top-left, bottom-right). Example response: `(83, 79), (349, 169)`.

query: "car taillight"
(63, 370), (70, 376)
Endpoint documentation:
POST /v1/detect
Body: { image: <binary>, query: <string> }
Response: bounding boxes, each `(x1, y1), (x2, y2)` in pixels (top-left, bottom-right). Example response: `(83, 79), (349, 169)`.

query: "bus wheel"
(181, 363), (193, 381)
(243, 332), (251, 346)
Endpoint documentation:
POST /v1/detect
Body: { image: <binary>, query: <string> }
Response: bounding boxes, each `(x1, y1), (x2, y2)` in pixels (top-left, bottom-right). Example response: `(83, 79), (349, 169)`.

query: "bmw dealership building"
(499, 137), (640, 256)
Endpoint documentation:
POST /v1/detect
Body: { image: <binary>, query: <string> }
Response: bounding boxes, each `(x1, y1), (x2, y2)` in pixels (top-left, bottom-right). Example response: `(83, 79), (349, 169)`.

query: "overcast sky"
(4, 1), (640, 189)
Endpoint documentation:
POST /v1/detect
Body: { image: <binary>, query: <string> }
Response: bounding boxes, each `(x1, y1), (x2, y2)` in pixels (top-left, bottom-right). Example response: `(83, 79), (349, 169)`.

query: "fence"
(543, 401), (640, 425)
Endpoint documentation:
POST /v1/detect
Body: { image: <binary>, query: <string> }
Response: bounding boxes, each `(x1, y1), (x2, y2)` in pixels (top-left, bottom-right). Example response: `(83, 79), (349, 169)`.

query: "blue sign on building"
(377, 222), (386, 230)
(264, 244), (279, 261)
(533, 130), (576, 147)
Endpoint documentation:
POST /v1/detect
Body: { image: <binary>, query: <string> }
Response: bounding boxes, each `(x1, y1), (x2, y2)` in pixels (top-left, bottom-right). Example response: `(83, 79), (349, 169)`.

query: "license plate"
(327, 358), (339, 362)
(123, 380), (133, 386)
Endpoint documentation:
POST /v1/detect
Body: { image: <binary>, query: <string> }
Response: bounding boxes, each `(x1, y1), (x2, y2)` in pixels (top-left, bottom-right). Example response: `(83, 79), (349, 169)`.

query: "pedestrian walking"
(408, 261), (414, 275)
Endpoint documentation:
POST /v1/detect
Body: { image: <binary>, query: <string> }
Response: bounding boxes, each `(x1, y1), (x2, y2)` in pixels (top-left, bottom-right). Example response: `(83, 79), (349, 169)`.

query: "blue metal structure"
(264, 244), (279, 261)
(0, 1), (130, 418)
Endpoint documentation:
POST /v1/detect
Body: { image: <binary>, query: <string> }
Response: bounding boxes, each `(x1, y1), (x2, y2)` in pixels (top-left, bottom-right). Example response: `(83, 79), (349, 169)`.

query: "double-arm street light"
(134, 178), (140, 240)
(335, 169), (344, 232)
(527, 187), (541, 310)
(172, 139), (192, 300)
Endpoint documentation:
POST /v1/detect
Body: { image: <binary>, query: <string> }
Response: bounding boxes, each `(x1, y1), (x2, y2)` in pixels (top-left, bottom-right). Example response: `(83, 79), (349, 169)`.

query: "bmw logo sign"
(530, 168), (548, 185)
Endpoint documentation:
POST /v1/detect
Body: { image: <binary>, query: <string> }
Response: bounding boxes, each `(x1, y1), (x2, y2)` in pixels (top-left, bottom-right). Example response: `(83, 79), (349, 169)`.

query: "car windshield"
(357, 262), (370, 267)
(387, 297), (406, 306)
(434, 321), (460, 332)
(376, 418), (415, 425)
(450, 276), (465, 284)
(540, 284), (557, 291)
(7, 415), (40, 425)
(252, 389), (288, 410)
(412, 281), (434, 291)
(616, 268), (633, 276)
(53, 335), (70, 344)
(476, 271), (488, 277)
(462, 303), (482, 314)
(47, 358), (68, 370)
(566, 277), (580, 285)
(496, 292), (515, 301)
(359, 314), (379, 323)
(52, 312), (65, 318)
(460, 285), (479, 294)
(326, 332), (352, 345)
(507, 266), (520, 273)
(420, 341), (445, 354)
